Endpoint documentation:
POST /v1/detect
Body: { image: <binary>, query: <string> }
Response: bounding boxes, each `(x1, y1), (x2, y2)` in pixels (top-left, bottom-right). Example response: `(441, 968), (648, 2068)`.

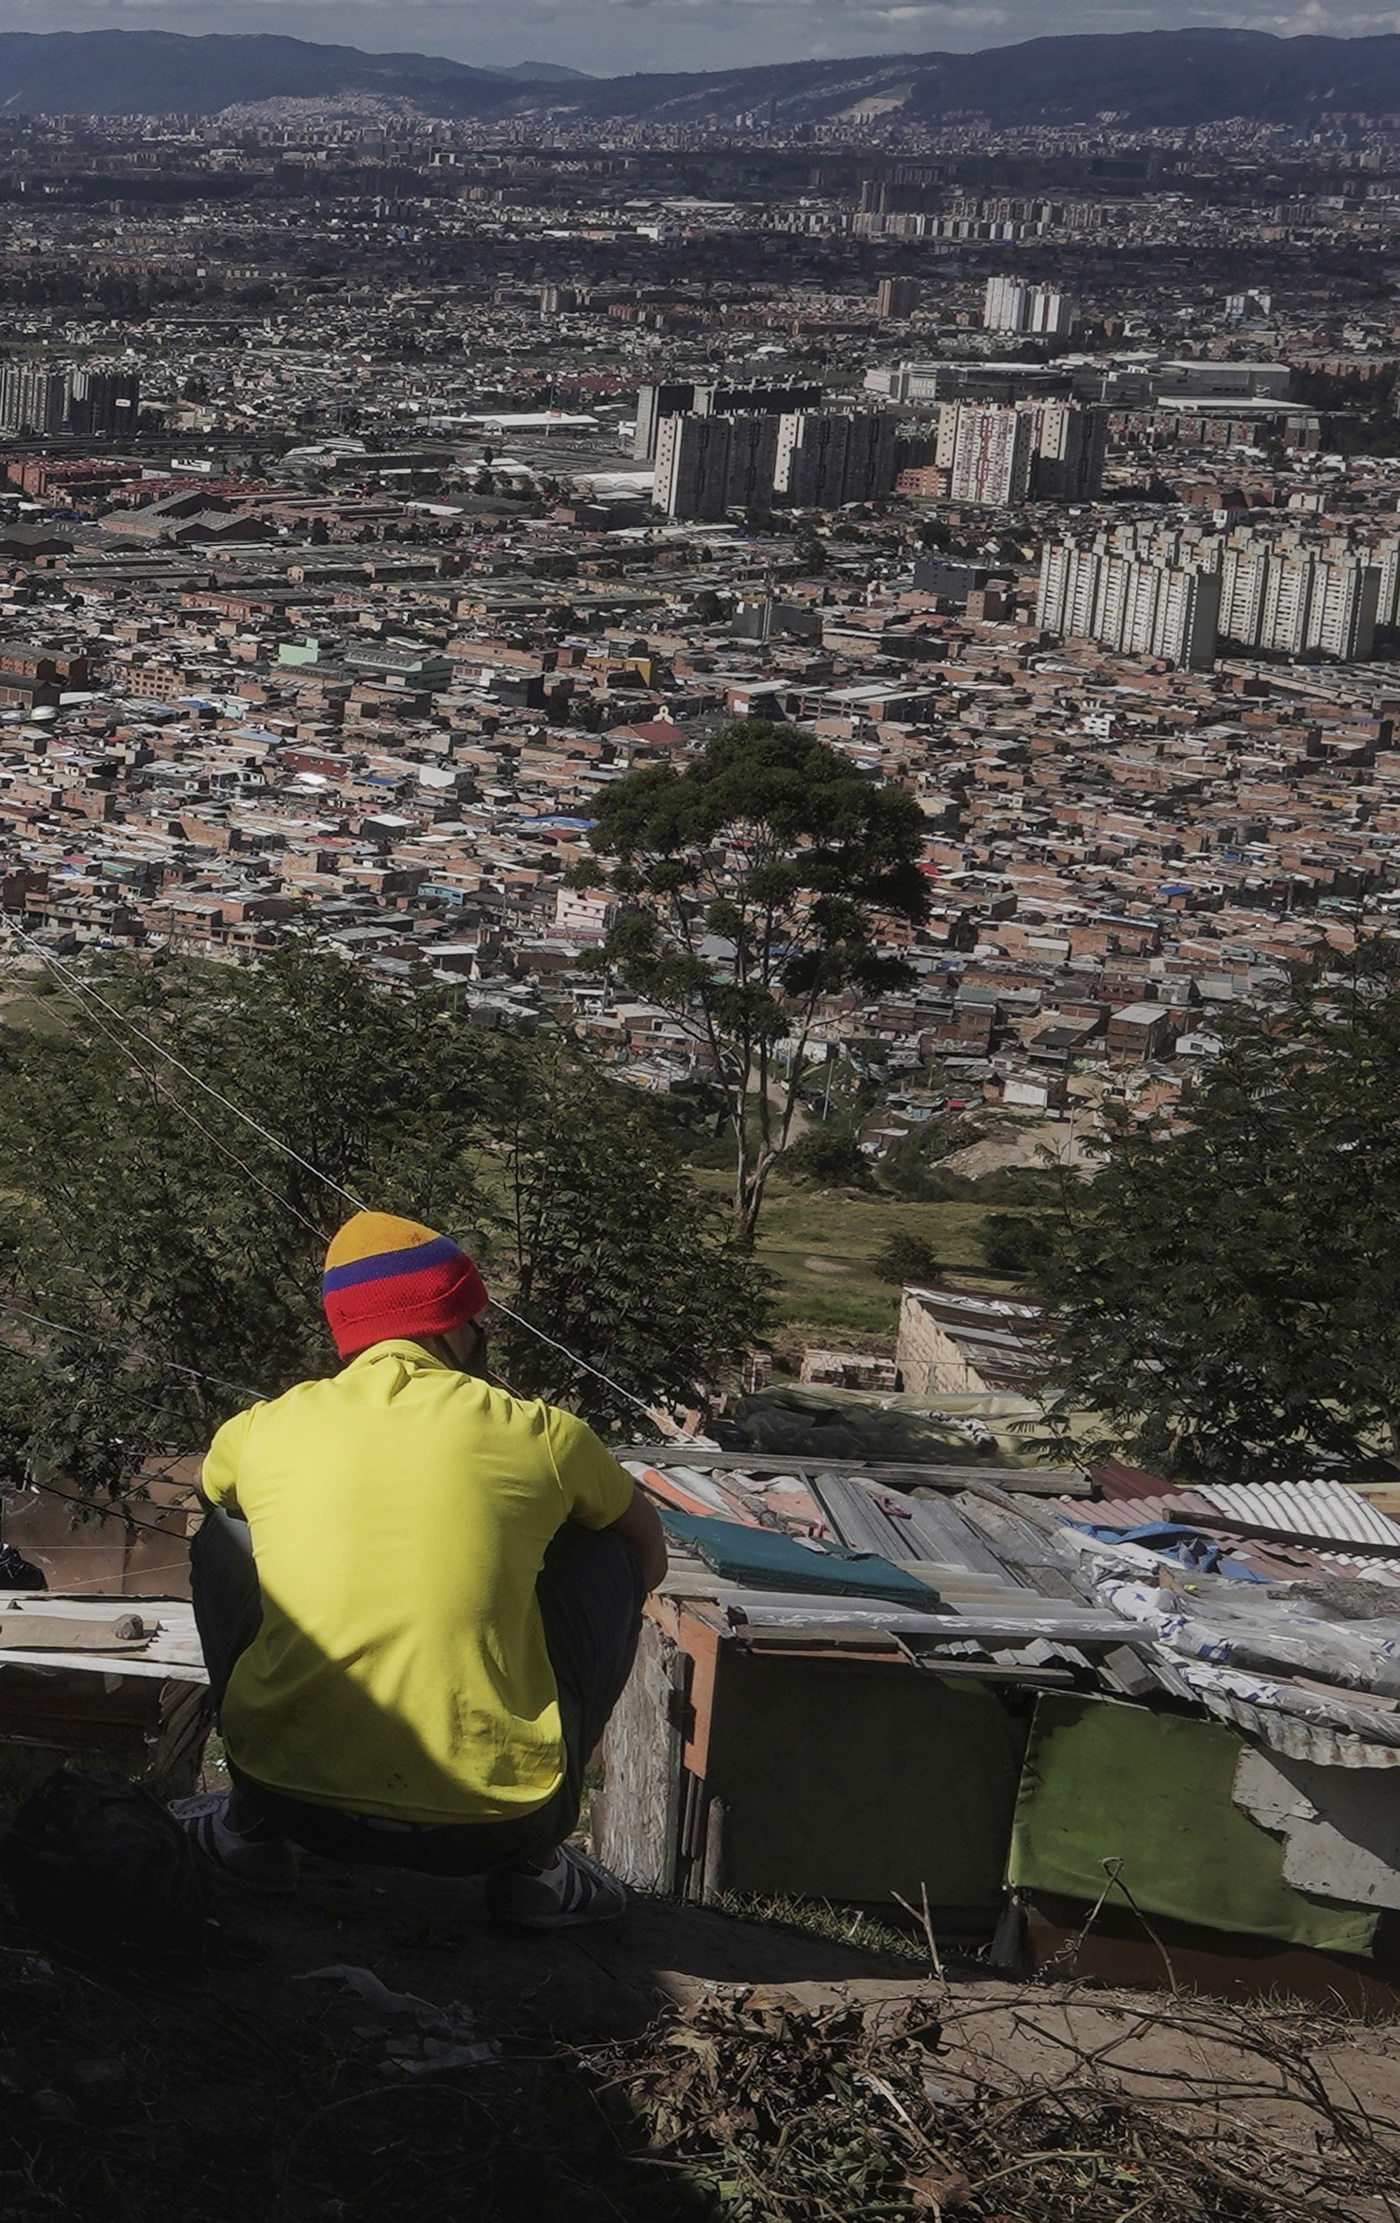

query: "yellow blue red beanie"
(322, 1211), (489, 1360)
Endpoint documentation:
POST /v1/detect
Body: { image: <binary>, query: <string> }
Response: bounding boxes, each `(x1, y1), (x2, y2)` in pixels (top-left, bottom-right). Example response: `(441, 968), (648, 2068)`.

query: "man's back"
(201, 1338), (632, 1826)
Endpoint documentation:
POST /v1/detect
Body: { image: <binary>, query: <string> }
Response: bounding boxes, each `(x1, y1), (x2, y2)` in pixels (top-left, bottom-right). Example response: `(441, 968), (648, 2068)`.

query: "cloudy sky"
(0, 0), (1396, 83)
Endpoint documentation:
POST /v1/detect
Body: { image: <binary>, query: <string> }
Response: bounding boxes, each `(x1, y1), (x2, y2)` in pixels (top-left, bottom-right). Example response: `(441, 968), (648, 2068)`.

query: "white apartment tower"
(1042, 519), (1392, 671)
(1219, 540), (1272, 648)
(938, 402), (1035, 506)
(1218, 536), (1381, 661)
(1307, 556), (1379, 661)
(982, 276), (1028, 333)
(982, 277), (1076, 336)
(1037, 524), (1222, 669)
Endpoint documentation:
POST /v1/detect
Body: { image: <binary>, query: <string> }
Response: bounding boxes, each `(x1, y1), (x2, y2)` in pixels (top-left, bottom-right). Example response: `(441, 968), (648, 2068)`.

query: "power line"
(10, 928), (365, 1224)
(0, 1299), (265, 1403)
(10, 933), (328, 1240)
(5, 932), (690, 1435)
(489, 1298), (676, 1427)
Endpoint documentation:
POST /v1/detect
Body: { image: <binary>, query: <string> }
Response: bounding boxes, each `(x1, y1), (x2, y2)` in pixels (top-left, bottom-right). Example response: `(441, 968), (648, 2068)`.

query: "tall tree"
(494, 1035), (767, 1426)
(1036, 946), (1400, 1481)
(576, 721), (929, 1238)
(0, 941), (765, 1498)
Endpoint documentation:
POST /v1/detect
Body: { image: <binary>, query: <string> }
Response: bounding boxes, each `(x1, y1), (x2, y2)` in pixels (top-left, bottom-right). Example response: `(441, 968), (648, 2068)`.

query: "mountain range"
(2, 27), (1400, 127)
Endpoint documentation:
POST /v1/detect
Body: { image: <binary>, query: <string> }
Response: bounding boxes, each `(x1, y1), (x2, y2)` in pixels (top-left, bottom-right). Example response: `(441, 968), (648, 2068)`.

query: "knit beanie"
(322, 1211), (489, 1361)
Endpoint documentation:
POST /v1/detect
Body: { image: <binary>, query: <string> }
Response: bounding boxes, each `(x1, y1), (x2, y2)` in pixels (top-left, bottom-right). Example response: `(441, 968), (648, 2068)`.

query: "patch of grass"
(713, 1891), (931, 1968)
(693, 1168), (1031, 1346)
(0, 992), (79, 1039)
(198, 1732), (229, 1792)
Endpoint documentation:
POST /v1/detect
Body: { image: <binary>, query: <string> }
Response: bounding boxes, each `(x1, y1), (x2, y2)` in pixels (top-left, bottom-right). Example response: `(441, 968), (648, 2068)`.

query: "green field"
(691, 1167), (1022, 1351)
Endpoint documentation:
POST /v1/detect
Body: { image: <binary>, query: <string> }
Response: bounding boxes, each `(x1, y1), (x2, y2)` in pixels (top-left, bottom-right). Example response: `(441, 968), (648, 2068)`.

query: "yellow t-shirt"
(200, 1339), (634, 1826)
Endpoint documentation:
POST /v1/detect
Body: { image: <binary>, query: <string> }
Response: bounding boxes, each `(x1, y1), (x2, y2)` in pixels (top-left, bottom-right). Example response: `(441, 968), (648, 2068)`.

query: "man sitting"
(174, 1210), (665, 1928)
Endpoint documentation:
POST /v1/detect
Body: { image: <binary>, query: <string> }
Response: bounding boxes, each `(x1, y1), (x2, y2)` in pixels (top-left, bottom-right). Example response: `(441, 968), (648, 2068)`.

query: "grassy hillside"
(691, 1168), (1026, 1351)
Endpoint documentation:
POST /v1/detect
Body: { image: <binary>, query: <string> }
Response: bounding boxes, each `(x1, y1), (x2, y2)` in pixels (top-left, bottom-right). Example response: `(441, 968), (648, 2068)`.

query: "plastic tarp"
(1069, 1520), (1270, 1581)
(655, 1508), (944, 1609)
(1009, 1690), (1379, 1958)
(1095, 1577), (1400, 1696)
(715, 1384), (1056, 1468)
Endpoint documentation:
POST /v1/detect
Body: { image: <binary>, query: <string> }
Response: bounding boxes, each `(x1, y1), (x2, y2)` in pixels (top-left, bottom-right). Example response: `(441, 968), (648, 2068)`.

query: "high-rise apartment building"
(66, 369), (140, 439)
(1308, 557), (1378, 662)
(0, 362), (139, 439)
(654, 412), (781, 520)
(982, 277), (1076, 336)
(1030, 402), (1107, 501)
(634, 378), (821, 462)
(654, 414), (729, 520)
(1027, 288), (1075, 338)
(1037, 524), (1222, 669)
(931, 400), (1104, 506)
(876, 277), (918, 321)
(983, 276), (1026, 333)
(1041, 520), (1387, 671)
(0, 365), (67, 437)
(723, 414), (781, 514)
(633, 381), (698, 463)
(1219, 533), (1380, 661)
(773, 411), (898, 507)
(1219, 539), (1272, 648)
(938, 402), (1035, 506)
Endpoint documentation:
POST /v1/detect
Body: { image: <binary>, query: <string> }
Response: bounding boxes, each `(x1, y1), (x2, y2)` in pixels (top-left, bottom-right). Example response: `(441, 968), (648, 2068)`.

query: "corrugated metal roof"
(1052, 1492), (1216, 1528)
(1091, 1459), (1176, 1500)
(1045, 1492), (1392, 1582)
(810, 1473), (1013, 1576)
(1197, 1480), (1400, 1549)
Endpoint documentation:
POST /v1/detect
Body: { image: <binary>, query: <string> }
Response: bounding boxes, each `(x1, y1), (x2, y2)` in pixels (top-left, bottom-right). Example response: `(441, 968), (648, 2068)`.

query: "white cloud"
(1214, 0), (1400, 26)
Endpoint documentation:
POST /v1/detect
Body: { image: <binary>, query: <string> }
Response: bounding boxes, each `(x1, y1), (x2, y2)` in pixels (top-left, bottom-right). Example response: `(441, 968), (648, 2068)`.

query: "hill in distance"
(481, 62), (594, 82)
(0, 26), (1399, 125)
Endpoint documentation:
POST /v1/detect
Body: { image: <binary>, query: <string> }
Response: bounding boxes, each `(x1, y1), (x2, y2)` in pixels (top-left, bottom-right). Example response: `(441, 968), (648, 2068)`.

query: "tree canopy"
(1036, 947), (1400, 1481)
(0, 941), (767, 1501)
(576, 721), (930, 1237)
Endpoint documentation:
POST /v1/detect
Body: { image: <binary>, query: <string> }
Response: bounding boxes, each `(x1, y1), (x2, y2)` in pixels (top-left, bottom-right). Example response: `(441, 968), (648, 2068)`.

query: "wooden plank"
(734, 1602), (1153, 1646)
(732, 1628), (906, 1655)
(620, 1445), (1088, 1497)
(0, 1614), (151, 1653)
(595, 1616), (683, 1896)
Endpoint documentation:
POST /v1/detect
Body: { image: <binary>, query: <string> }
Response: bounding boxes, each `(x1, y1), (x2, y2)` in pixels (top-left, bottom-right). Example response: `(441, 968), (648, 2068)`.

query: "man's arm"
(199, 1409), (256, 1516)
(605, 1483), (668, 1593)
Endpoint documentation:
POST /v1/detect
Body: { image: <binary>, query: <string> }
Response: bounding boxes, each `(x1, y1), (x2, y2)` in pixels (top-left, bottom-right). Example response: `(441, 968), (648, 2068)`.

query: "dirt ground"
(3, 1853), (1400, 2222)
(940, 1115), (1098, 1179)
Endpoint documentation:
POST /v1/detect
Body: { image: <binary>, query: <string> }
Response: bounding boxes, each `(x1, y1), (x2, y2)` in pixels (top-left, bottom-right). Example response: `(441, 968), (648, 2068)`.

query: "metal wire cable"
(5, 1469), (188, 1541)
(9, 933), (329, 1240)
(488, 1297), (677, 1426)
(5, 930), (686, 1433)
(10, 927), (366, 1221)
(0, 1299), (265, 1402)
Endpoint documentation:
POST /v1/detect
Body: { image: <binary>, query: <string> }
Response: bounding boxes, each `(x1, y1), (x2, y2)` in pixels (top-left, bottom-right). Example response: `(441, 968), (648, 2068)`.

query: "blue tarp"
(657, 1508), (944, 1608)
(1070, 1520), (1270, 1582)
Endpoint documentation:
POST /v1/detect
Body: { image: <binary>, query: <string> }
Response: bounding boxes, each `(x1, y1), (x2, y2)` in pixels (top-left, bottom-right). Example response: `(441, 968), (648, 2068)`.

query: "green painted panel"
(706, 1653), (1029, 1909)
(1010, 1692), (1378, 1958)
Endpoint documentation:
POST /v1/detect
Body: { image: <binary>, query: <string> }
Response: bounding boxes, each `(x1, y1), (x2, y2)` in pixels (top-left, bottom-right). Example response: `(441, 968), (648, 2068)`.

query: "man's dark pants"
(190, 1510), (645, 1874)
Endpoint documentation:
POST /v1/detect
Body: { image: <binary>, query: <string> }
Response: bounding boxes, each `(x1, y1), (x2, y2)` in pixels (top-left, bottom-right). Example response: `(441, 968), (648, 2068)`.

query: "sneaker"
(487, 1843), (627, 1930)
(170, 1792), (299, 1896)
